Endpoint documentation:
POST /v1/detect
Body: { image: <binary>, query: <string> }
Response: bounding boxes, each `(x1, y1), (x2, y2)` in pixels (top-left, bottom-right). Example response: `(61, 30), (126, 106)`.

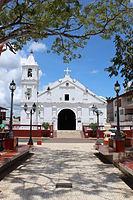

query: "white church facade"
(21, 52), (107, 130)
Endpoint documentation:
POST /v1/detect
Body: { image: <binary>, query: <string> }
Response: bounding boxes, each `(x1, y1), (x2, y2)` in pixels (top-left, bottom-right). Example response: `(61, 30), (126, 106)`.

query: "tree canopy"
(0, 0), (133, 62)
(105, 29), (133, 87)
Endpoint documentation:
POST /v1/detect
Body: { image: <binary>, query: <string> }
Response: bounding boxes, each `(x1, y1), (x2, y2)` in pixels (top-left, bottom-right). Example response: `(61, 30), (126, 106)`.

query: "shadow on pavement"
(94, 152), (112, 164)
(120, 174), (133, 190)
(0, 146), (133, 199)
(0, 153), (34, 181)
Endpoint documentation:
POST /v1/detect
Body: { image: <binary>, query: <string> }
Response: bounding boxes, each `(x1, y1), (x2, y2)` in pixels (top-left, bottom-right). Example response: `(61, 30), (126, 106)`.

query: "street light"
(92, 104), (103, 145)
(114, 80), (121, 139)
(9, 80), (16, 138)
(24, 103), (36, 145)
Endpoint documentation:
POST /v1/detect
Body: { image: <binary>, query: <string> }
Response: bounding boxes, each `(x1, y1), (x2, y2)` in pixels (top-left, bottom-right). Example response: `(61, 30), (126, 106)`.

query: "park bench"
(0, 131), (9, 151)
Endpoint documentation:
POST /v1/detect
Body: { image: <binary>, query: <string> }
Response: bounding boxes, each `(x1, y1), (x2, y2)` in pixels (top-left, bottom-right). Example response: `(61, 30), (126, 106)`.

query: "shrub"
(42, 122), (50, 130)
(121, 131), (127, 138)
(89, 123), (97, 137)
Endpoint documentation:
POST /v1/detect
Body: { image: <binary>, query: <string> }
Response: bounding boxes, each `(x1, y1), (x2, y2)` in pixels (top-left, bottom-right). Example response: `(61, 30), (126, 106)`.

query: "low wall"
(83, 127), (132, 138)
(13, 130), (51, 137)
(122, 130), (132, 138)
(84, 130), (104, 138)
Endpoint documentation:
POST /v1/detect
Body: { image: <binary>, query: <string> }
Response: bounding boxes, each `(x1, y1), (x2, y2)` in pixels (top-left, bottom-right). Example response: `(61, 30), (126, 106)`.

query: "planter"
(4, 138), (18, 150)
(37, 140), (42, 145)
(125, 138), (132, 147)
(113, 139), (125, 152)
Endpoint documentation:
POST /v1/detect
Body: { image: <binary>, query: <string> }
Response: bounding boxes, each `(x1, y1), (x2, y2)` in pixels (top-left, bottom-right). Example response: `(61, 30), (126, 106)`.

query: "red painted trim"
(13, 129), (51, 137)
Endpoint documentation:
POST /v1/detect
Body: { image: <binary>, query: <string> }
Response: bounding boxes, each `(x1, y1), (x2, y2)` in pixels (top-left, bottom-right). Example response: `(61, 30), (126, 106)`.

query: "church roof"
(25, 51), (38, 65)
(38, 74), (106, 104)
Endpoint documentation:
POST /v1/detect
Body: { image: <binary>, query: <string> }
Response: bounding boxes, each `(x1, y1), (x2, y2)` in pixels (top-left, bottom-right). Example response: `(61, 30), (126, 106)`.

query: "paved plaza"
(0, 142), (133, 200)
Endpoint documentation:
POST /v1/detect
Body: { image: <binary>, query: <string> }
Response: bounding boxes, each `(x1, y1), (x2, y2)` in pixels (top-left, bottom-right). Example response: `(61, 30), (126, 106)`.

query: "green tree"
(105, 28), (133, 87)
(124, 82), (133, 92)
(0, 0), (133, 62)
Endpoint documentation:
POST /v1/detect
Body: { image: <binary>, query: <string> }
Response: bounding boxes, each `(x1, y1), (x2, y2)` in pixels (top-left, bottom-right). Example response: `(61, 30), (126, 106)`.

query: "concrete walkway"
(0, 142), (133, 200)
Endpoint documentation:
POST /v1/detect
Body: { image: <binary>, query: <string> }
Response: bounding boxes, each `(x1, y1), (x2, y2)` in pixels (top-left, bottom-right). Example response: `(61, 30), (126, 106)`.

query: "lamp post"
(24, 103), (36, 145)
(9, 80), (16, 138)
(92, 105), (103, 145)
(114, 80), (121, 139)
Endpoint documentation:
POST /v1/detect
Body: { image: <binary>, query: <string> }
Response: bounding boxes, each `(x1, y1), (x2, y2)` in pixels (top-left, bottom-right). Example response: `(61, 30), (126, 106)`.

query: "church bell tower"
(20, 51), (39, 126)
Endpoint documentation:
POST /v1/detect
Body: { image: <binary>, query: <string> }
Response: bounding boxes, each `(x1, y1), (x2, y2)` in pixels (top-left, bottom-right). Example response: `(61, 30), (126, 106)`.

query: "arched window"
(28, 68), (32, 77)
(25, 88), (32, 100)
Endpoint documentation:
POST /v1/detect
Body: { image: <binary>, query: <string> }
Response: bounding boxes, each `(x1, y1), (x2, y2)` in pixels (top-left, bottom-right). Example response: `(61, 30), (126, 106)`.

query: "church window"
(25, 88), (32, 100)
(65, 94), (69, 101)
(66, 82), (69, 87)
(28, 68), (32, 77)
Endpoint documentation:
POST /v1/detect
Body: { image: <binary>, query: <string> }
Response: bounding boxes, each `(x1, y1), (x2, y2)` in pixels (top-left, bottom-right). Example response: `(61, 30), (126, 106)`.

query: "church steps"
(56, 130), (81, 138)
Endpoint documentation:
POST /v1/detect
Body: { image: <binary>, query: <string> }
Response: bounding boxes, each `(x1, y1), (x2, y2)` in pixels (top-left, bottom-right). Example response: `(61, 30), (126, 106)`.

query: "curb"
(118, 162), (133, 177)
(0, 149), (30, 174)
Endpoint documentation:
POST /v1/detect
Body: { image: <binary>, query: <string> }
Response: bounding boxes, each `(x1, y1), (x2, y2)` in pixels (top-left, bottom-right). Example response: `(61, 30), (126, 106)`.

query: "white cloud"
(0, 51), (20, 70)
(39, 69), (46, 79)
(28, 42), (47, 52)
(90, 69), (99, 74)
(0, 49), (25, 115)
(0, 49), (43, 116)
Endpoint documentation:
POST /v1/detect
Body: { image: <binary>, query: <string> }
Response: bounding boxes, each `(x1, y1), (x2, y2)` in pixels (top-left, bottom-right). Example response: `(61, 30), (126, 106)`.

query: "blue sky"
(28, 35), (124, 99)
(0, 33), (125, 116)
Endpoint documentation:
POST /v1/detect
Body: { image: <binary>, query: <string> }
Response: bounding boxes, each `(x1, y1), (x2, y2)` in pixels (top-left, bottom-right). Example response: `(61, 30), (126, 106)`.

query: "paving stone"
(0, 142), (133, 199)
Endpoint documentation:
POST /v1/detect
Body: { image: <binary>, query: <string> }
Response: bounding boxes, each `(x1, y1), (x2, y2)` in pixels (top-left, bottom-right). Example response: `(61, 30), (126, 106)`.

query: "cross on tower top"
(64, 67), (71, 77)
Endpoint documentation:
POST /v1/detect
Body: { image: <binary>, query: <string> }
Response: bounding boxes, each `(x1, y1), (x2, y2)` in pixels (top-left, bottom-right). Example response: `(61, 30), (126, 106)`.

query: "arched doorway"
(58, 109), (76, 130)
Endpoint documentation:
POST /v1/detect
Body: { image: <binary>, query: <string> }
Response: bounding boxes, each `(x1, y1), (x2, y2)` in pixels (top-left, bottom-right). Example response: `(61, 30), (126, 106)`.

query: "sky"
(0, 34), (125, 116)
(2, 0), (133, 115)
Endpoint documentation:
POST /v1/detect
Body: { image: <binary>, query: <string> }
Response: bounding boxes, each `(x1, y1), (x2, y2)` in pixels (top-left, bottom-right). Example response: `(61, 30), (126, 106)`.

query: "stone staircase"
(56, 130), (81, 138)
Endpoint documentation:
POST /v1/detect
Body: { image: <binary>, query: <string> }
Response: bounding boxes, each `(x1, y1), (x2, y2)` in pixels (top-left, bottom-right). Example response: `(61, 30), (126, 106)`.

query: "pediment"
(38, 76), (106, 104)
